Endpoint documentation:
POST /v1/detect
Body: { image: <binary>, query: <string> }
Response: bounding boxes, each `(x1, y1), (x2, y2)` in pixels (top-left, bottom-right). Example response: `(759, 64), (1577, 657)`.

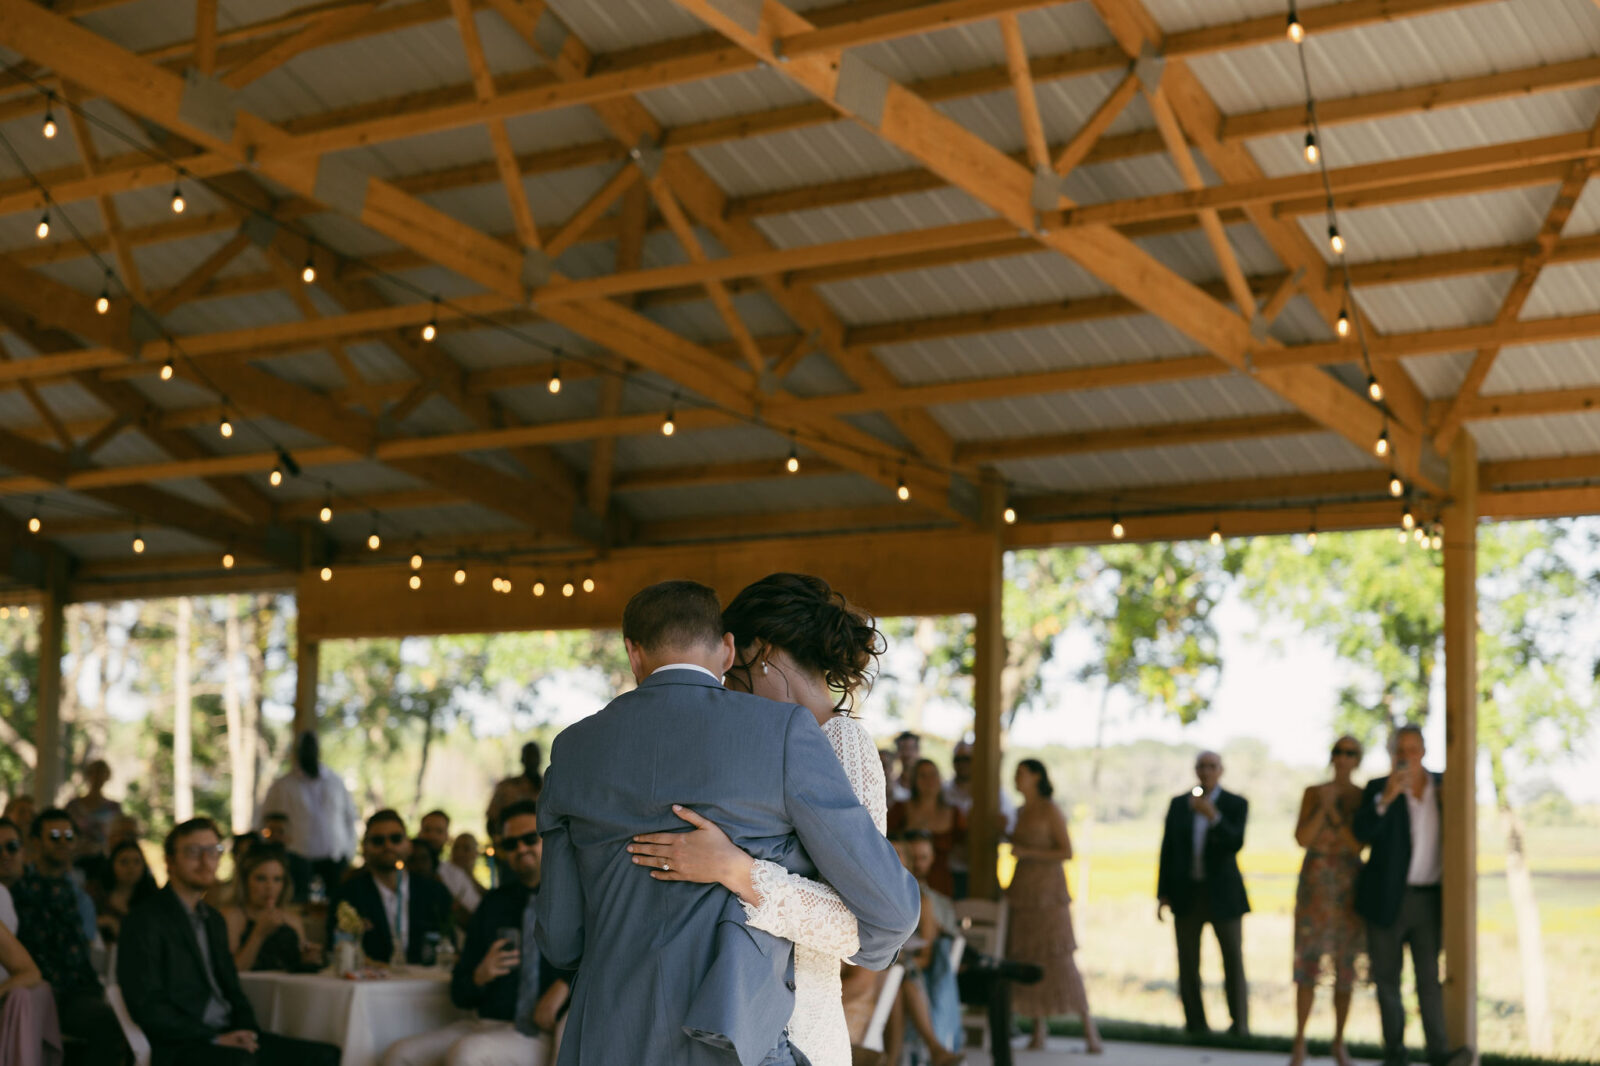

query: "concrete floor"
(955, 1036), (1332, 1066)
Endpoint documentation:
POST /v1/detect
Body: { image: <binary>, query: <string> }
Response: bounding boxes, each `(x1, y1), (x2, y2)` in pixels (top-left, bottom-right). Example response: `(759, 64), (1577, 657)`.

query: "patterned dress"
(1005, 802), (1091, 1018)
(1293, 784), (1365, 989)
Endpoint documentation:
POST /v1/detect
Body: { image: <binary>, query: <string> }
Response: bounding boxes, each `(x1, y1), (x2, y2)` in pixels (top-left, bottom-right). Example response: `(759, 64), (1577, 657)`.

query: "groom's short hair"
(623, 580), (725, 651)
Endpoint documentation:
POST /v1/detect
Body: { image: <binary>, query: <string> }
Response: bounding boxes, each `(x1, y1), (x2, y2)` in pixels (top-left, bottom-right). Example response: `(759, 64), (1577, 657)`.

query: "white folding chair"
(106, 983), (152, 1066)
(861, 963), (905, 1053)
(953, 898), (1008, 1050)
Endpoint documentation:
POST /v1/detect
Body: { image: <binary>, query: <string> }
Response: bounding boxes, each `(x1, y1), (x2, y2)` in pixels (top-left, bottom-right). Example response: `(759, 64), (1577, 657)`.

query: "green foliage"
(0, 609), (39, 795)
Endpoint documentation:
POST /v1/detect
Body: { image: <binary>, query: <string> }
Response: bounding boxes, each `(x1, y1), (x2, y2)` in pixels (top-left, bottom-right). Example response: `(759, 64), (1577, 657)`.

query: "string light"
(319, 566), (332, 582)
(27, 507), (40, 534)
(1210, 523), (1223, 546)
(1328, 225), (1344, 255)
(582, 576), (595, 594)
(132, 533), (145, 554)
(366, 523), (381, 551)
(548, 363), (561, 394)
(422, 298), (438, 342)
(1303, 131), (1318, 164)
(454, 568), (467, 585)
(1430, 527), (1443, 551)
(1401, 505), (1416, 531)
(1397, 529), (1408, 544)
(222, 551), (235, 569)
(269, 465), (284, 488)
(1286, 5), (1305, 42)
(41, 108), (56, 139)
(1374, 428), (1389, 457)
(561, 581), (575, 598)
(170, 182), (185, 214)
(410, 553), (423, 570)
(532, 579), (546, 597)
(1336, 309), (1350, 337)
(661, 407), (676, 436)
(1389, 473), (1404, 498)
(786, 438), (800, 474)
(160, 357), (174, 381)
(218, 412), (233, 439)
(1367, 375), (1384, 402)
(35, 211), (48, 240)
(409, 574), (422, 590)
(96, 271), (111, 314)
(301, 257), (316, 284)
(1307, 525), (1318, 547)
(1003, 506), (1017, 525)
(1111, 516), (1125, 540)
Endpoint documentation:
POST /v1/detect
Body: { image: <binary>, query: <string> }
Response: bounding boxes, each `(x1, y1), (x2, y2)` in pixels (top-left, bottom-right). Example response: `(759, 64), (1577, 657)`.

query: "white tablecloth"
(241, 970), (472, 1066)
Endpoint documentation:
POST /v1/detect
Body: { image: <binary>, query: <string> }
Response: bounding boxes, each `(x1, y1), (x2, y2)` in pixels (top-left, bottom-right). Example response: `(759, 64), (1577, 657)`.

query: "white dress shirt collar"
(651, 663), (723, 683)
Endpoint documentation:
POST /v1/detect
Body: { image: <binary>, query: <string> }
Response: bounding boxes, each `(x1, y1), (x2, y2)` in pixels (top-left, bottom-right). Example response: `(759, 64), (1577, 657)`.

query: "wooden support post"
(1441, 431), (1479, 1056)
(31, 555), (66, 804)
(294, 626), (319, 740)
(967, 479), (1007, 900)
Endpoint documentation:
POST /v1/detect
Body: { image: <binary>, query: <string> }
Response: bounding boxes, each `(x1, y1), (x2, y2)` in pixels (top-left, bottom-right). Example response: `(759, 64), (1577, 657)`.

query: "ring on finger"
(661, 860), (670, 871)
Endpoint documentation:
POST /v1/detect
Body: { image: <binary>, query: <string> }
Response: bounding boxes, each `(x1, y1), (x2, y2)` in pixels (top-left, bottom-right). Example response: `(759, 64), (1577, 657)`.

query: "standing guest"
(1289, 736), (1366, 1066)
(944, 738), (1018, 899)
(887, 758), (967, 898)
(260, 732), (357, 892)
(0, 818), (23, 896)
(891, 732), (920, 803)
(326, 810), (451, 965)
(258, 813), (313, 905)
(420, 811), (482, 918)
(0, 914), (63, 1066)
(223, 847), (321, 973)
(1, 799), (35, 845)
(117, 818), (339, 1066)
(484, 742), (543, 841)
(88, 839), (158, 944)
(64, 760), (122, 859)
(449, 834), (486, 894)
(1353, 726), (1473, 1066)
(1156, 750), (1251, 1036)
(12, 810), (127, 1063)
(382, 800), (571, 1066)
(1008, 759), (1100, 1053)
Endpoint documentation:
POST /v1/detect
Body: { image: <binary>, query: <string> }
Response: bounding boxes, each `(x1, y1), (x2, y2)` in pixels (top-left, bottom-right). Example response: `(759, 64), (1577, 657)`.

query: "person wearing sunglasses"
(381, 800), (572, 1066)
(12, 808), (129, 1063)
(326, 810), (451, 966)
(1288, 736), (1367, 1066)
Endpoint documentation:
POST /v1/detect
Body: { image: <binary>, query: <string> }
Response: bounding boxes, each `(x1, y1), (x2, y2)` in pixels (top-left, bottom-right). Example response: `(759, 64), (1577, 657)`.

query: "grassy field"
(999, 817), (1600, 1063)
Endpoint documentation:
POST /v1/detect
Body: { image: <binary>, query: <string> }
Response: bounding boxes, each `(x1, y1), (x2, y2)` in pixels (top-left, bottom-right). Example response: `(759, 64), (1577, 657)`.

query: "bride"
(628, 573), (960, 1066)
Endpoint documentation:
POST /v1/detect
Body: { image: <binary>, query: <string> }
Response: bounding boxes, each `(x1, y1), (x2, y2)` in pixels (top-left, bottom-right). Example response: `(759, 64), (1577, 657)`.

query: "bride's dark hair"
(722, 573), (886, 714)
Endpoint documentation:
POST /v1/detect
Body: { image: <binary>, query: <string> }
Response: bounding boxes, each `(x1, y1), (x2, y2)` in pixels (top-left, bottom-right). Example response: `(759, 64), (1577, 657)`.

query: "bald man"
(1156, 750), (1251, 1036)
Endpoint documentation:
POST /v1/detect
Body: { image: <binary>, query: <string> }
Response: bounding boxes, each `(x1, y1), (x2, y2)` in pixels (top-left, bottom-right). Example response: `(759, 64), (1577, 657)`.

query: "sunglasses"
(498, 830), (540, 852)
(366, 832), (407, 847)
(1333, 748), (1361, 758)
(0, 840), (20, 855)
(47, 828), (75, 842)
(178, 843), (225, 861)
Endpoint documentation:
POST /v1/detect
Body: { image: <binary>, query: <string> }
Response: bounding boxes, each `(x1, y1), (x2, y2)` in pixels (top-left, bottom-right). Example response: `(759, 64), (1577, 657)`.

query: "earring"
(761, 661), (769, 675)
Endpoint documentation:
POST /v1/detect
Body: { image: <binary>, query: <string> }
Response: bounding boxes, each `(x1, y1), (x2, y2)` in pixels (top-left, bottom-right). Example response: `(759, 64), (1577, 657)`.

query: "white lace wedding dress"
(740, 713), (888, 1066)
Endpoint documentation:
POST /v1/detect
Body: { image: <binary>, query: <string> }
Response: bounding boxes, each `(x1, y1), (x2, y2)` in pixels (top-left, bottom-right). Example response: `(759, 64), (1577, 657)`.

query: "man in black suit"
(1156, 750), (1250, 1036)
(1353, 725), (1473, 1066)
(327, 809), (451, 965)
(117, 817), (339, 1066)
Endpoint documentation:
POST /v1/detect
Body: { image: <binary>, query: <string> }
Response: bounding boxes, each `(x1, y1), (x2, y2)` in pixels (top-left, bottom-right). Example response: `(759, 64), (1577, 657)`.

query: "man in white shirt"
(260, 732), (358, 892)
(420, 810), (483, 917)
(1353, 725), (1471, 1066)
(942, 740), (1016, 899)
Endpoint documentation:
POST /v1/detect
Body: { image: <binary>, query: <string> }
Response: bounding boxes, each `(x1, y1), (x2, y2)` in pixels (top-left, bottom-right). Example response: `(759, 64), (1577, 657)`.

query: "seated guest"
(383, 800), (571, 1066)
(887, 759), (968, 898)
(449, 833), (485, 893)
(327, 810), (451, 965)
(88, 839), (158, 944)
(117, 818), (339, 1066)
(0, 818), (22, 896)
(419, 811), (482, 918)
(882, 831), (964, 1066)
(13, 810), (127, 1064)
(0, 915), (64, 1066)
(223, 847), (322, 973)
(407, 838), (440, 881)
(258, 813), (313, 905)
(0, 799), (35, 851)
(207, 831), (261, 908)
(24, 811), (99, 946)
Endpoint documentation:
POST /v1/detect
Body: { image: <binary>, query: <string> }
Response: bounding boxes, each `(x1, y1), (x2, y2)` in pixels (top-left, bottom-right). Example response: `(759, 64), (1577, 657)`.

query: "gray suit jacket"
(534, 668), (920, 1066)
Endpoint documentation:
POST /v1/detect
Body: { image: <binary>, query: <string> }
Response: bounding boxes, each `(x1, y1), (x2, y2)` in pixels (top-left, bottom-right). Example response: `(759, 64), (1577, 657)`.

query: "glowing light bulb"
(132, 534), (145, 554)
(1287, 11), (1304, 42)
(409, 575), (422, 590)
(270, 466), (284, 487)
(1367, 376), (1384, 402)
(1430, 532), (1443, 550)
(1303, 132), (1318, 164)
(319, 504), (332, 523)
(367, 532), (381, 551)
(1389, 475), (1404, 498)
(219, 415), (233, 438)
(548, 368), (561, 394)
(1210, 525), (1223, 546)
(1111, 518), (1125, 540)
(160, 358), (174, 381)
(896, 479), (910, 502)
(532, 580), (546, 597)
(1398, 529), (1408, 544)
(320, 566), (332, 582)
(42, 112), (56, 139)
(16, 607), (26, 619)
(27, 515), (41, 534)
(410, 554), (423, 570)
(1402, 509), (1415, 531)
(222, 552), (235, 569)
(786, 452), (800, 474)
(35, 213), (49, 240)
(661, 411), (675, 436)
(170, 185), (185, 214)
(1374, 430), (1389, 458)
(1003, 506), (1017, 525)
(454, 568), (466, 585)
(96, 293), (110, 315)
(582, 577), (595, 594)
(301, 259), (316, 284)
(1308, 528), (1318, 547)
(1328, 225), (1344, 255)
(421, 320), (436, 342)
(562, 581), (575, 598)
(1336, 309), (1350, 337)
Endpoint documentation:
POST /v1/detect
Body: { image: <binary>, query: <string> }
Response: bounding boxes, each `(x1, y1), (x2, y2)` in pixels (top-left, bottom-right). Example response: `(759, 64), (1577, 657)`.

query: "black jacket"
(326, 867), (452, 965)
(1353, 772), (1444, 929)
(1156, 789), (1251, 921)
(117, 885), (258, 1060)
(451, 882), (571, 1021)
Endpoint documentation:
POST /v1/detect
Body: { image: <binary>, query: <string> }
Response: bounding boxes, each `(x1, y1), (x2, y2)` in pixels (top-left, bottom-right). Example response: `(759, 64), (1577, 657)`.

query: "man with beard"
(261, 732), (358, 892)
(327, 810), (451, 965)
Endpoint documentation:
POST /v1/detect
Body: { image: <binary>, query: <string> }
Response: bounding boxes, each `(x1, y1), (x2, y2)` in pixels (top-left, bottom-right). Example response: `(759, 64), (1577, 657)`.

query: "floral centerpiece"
(332, 901), (366, 974)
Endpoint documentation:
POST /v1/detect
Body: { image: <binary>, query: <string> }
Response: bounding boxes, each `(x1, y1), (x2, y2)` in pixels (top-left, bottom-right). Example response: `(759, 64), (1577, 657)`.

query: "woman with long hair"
(1007, 758), (1100, 1053)
(88, 839), (157, 943)
(222, 846), (321, 972)
(0, 918), (62, 1066)
(887, 759), (967, 898)
(624, 573), (961, 1066)
(1289, 736), (1366, 1066)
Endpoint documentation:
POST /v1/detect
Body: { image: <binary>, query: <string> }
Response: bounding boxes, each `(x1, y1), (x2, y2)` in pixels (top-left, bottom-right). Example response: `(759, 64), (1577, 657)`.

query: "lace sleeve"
(824, 715), (889, 836)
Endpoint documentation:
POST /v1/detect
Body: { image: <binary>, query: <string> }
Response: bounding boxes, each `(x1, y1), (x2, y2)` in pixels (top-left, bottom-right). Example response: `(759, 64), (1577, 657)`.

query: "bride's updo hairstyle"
(722, 573), (887, 714)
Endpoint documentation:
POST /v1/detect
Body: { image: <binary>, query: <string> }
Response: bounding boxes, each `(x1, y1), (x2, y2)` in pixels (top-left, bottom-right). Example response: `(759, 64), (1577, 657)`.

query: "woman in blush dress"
(887, 760), (967, 898)
(1289, 736), (1366, 1066)
(1006, 759), (1100, 1053)
(0, 913), (62, 1066)
(626, 572), (945, 1066)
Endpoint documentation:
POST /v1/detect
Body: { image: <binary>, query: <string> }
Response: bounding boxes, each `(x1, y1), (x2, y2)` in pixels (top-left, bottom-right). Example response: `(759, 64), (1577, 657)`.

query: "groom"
(532, 580), (919, 1066)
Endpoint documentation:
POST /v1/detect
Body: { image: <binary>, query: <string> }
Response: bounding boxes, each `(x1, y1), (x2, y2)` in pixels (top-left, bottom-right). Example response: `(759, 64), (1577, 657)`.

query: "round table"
(240, 969), (472, 1066)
